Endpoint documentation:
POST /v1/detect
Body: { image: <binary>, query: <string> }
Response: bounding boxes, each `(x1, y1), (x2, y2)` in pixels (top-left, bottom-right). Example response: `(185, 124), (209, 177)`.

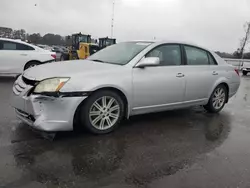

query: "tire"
(71, 51), (79, 60)
(204, 84), (227, 113)
(24, 61), (40, 70)
(80, 90), (125, 134)
(243, 70), (248, 76)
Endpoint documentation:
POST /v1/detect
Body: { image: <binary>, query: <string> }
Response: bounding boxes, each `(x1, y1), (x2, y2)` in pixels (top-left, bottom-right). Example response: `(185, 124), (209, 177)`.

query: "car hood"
(23, 60), (123, 81)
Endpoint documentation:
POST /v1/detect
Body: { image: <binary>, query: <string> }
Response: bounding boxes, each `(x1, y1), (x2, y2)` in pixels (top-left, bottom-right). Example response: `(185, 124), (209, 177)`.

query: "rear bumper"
(11, 92), (87, 132)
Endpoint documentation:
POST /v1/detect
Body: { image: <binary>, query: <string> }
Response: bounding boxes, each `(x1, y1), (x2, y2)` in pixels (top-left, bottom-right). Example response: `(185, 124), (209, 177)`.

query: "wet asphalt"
(0, 76), (250, 188)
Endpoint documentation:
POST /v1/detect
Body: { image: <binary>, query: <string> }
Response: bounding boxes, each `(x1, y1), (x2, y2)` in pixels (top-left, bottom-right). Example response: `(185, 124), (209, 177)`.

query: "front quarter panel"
(60, 68), (133, 111)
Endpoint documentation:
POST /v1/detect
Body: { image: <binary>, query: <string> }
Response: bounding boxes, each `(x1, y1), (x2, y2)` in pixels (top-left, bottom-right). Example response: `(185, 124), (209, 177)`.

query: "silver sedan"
(11, 41), (240, 134)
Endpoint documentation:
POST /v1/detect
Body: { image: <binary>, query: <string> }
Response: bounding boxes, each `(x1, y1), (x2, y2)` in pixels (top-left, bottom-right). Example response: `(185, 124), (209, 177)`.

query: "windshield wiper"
(89, 59), (122, 65)
(90, 59), (104, 63)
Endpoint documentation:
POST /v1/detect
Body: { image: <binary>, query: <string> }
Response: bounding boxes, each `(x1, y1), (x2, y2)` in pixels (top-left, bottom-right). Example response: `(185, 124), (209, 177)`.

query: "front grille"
(22, 76), (38, 86)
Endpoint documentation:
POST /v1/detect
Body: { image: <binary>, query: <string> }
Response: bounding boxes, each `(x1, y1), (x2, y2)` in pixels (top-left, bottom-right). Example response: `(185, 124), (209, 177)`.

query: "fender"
(208, 77), (229, 99)
(90, 84), (132, 118)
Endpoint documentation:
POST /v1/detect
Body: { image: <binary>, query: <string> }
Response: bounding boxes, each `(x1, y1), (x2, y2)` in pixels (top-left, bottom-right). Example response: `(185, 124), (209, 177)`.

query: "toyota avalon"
(11, 41), (240, 134)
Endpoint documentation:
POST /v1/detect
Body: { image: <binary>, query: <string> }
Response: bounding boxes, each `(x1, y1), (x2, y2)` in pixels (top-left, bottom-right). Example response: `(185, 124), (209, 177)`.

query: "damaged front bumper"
(11, 76), (87, 132)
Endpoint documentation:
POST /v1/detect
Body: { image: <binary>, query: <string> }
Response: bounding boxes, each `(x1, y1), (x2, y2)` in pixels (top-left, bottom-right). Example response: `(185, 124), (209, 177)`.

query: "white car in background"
(0, 38), (56, 76)
(242, 61), (250, 75)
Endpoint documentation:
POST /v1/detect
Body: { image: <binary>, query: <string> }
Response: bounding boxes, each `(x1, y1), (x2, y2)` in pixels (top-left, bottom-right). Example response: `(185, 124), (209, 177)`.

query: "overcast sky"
(0, 0), (250, 52)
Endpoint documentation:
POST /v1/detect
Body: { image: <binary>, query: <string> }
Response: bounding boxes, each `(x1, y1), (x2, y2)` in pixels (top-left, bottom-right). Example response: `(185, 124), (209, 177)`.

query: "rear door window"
(17, 43), (35, 50)
(208, 53), (217, 65)
(184, 46), (209, 65)
(2, 41), (17, 50)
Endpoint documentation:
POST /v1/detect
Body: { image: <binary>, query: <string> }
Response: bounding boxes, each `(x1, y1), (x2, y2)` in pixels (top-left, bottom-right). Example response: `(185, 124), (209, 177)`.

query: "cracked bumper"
(11, 93), (87, 132)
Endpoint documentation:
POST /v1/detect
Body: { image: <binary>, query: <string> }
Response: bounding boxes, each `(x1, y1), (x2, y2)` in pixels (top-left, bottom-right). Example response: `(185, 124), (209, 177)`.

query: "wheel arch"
(73, 86), (130, 130)
(23, 60), (41, 70)
(219, 82), (229, 103)
(210, 81), (229, 103)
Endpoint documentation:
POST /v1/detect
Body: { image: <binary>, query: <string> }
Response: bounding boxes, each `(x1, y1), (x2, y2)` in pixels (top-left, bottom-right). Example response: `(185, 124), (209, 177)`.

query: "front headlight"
(33, 77), (70, 93)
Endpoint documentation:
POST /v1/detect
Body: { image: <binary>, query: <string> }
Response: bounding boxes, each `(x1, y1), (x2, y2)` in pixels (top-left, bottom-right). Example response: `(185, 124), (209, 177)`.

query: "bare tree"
(239, 22), (250, 59)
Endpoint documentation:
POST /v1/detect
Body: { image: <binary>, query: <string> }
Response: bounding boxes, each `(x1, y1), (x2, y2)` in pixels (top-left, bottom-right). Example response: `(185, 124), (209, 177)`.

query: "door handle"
(20, 54), (27, 56)
(176, 73), (185, 77)
(212, 71), (218, 75)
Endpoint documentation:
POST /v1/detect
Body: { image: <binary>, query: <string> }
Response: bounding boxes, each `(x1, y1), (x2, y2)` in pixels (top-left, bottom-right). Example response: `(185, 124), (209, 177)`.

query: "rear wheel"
(24, 61), (40, 70)
(243, 70), (248, 76)
(204, 85), (227, 113)
(80, 90), (125, 134)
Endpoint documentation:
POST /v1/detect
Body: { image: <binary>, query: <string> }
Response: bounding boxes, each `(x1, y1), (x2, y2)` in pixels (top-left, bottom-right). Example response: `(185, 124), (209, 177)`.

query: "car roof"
(126, 40), (210, 52)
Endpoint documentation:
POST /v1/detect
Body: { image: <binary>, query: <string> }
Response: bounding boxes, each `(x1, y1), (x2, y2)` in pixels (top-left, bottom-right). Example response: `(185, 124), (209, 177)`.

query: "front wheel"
(80, 90), (125, 134)
(204, 85), (227, 113)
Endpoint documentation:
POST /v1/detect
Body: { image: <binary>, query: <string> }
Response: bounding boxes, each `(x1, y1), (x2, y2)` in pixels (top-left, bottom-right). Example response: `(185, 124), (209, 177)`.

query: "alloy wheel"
(212, 87), (225, 110)
(89, 96), (120, 130)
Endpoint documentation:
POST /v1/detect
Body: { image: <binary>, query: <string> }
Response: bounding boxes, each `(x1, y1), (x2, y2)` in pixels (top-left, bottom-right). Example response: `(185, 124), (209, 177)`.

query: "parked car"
(242, 62), (250, 75)
(36, 44), (53, 52)
(0, 38), (56, 76)
(52, 46), (69, 61)
(57, 46), (69, 53)
(36, 44), (47, 49)
(11, 41), (240, 134)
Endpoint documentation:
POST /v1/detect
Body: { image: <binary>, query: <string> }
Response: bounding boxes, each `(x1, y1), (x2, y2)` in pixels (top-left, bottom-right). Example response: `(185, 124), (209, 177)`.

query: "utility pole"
(111, 0), (115, 38)
(240, 22), (250, 59)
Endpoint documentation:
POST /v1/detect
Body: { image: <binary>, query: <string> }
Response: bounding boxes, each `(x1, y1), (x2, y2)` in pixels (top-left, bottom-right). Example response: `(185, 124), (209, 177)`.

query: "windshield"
(88, 42), (151, 65)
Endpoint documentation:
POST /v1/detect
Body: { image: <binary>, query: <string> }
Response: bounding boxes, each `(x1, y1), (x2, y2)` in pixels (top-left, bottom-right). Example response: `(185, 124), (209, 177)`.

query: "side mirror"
(67, 35), (71, 40)
(136, 57), (160, 68)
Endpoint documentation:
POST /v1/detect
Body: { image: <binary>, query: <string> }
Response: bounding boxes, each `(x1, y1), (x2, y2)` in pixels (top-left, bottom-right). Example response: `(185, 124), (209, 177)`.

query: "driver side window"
(146, 44), (182, 66)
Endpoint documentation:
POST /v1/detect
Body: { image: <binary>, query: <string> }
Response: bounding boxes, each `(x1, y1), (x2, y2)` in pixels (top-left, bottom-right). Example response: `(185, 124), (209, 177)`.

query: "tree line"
(0, 25), (250, 59)
(0, 27), (71, 46)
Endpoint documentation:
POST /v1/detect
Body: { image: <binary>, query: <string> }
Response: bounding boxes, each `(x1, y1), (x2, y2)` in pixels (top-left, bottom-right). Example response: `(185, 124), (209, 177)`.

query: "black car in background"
(52, 46), (69, 61)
